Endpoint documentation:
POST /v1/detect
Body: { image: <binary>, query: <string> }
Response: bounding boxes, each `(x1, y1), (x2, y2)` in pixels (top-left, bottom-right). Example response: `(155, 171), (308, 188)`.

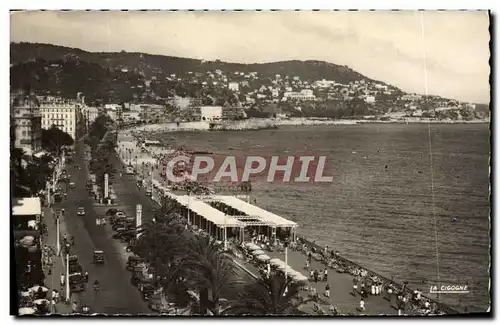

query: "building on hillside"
(283, 89), (316, 101)
(10, 93), (43, 155)
(364, 96), (376, 104)
(228, 82), (239, 92)
(401, 94), (422, 101)
(200, 106), (223, 121)
(39, 100), (81, 140)
(314, 79), (336, 88)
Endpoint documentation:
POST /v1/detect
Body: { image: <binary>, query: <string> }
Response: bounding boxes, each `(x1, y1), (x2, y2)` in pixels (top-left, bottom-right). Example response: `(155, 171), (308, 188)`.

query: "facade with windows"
(10, 93), (42, 155)
(39, 101), (81, 140)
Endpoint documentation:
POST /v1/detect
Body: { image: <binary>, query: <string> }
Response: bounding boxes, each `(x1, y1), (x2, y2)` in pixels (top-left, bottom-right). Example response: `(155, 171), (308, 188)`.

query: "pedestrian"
(387, 287), (393, 302)
(84, 271), (89, 283)
(359, 298), (365, 312)
(323, 268), (328, 281)
(60, 273), (65, 287)
(72, 301), (77, 313)
(325, 283), (330, 298)
(352, 282), (358, 296)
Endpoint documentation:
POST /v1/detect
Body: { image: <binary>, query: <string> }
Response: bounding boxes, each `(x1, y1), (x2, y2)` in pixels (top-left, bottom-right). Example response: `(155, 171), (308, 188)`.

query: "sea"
(153, 123), (490, 312)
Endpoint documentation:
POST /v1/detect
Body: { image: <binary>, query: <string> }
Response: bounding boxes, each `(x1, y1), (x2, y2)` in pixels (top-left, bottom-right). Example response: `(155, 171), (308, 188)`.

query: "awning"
(269, 258), (284, 266)
(19, 307), (36, 315)
(256, 254), (270, 262)
(248, 244), (262, 251)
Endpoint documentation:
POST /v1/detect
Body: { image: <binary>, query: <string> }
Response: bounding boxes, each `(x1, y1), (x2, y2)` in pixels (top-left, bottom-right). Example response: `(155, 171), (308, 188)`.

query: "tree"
(182, 236), (240, 315)
(223, 274), (309, 315)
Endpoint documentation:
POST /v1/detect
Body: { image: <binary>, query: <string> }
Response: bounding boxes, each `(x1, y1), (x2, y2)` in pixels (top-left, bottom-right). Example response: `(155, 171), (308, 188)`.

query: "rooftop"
(12, 197), (42, 216)
(159, 188), (297, 228)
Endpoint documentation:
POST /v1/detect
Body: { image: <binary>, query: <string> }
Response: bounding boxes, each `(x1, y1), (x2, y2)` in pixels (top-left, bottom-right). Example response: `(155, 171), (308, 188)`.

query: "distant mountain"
(10, 42), (388, 87)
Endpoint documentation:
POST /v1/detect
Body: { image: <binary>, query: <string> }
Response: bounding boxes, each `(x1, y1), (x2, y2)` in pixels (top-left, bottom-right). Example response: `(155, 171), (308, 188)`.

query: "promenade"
(115, 129), (453, 316)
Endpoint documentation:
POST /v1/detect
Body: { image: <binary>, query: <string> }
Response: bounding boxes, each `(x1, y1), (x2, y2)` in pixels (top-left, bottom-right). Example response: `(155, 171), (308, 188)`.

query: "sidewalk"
(41, 207), (72, 314)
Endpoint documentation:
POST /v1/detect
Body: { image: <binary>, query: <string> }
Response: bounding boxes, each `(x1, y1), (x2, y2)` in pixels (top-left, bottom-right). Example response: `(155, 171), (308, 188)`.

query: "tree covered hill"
(10, 42), (385, 86)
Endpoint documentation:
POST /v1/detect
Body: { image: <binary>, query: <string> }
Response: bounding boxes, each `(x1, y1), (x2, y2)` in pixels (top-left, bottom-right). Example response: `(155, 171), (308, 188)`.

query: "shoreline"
(120, 118), (489, 133)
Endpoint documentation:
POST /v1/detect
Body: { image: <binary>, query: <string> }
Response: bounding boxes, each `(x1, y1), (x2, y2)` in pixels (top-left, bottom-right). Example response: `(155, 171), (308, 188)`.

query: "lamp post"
(65, 253), (70, 301)
(56, 217), (60, 256)
(224, 214), (228, 251)
(284, 240), (289, 283)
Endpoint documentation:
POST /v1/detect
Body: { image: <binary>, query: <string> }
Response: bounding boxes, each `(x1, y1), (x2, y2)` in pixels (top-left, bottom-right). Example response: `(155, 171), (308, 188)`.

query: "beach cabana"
(249, 245), (263, 251)
(269, 258), (284, 266)
(247, 243), (261, 251)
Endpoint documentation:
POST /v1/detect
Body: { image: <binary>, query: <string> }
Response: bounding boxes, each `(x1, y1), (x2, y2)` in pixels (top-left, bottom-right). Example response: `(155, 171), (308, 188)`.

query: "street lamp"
(284, 240), (289, 283)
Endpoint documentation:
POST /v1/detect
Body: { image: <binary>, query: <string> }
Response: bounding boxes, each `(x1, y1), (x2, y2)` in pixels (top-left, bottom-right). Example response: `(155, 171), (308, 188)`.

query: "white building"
(283, 89), (316, 101)
(104, 104), (122, 111)
(314, 79), (336, 88)
(82, 106), (99, 125)
(364, 96), (376, 104)
(39, 101), (81, 140)
(401, 94), (423, 101)
(200, 106), (223, 121)
(11, 93), (43, 155)
(228, 82), (239, 92)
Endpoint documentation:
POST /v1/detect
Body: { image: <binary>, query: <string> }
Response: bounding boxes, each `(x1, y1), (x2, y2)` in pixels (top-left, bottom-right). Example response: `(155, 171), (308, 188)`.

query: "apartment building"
(39, 100), (81, 140)
(10, 93), (43, 155)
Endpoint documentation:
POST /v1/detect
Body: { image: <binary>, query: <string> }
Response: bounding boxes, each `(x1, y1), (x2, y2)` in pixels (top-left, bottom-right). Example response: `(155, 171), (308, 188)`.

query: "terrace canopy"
(157, 190), (300, 247)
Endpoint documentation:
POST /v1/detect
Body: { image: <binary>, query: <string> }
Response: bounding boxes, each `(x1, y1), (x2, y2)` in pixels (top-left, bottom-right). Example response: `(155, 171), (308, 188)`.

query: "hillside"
(10, 42), (384, 86)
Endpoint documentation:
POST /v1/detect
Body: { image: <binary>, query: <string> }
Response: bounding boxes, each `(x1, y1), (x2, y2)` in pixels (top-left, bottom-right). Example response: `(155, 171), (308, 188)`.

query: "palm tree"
(222, 273), (309, 315)
(182, 236), (241, 315)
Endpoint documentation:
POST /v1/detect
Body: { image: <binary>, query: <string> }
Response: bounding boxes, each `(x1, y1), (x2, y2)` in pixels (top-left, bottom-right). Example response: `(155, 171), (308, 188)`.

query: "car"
(69, 182), (75, 188)
(77, 207), (85, 216)
(116, 211), (126, 218)
(93, 250), (104, 264)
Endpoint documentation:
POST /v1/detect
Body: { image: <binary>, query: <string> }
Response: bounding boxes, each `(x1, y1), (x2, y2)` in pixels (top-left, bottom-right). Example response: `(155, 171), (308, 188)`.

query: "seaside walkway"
(266, 248), (397, 315)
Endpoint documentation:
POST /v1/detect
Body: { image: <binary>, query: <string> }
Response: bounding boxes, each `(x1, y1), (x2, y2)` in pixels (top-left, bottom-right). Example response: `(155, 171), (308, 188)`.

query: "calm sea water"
(157, 123), (490, 311)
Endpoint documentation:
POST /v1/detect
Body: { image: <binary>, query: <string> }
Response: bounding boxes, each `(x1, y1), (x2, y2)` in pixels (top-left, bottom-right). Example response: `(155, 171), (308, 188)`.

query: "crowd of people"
(295, 238), (447, 315)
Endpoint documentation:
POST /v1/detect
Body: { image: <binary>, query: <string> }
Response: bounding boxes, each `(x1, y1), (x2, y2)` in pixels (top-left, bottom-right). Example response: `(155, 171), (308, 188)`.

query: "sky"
(10, 10), (490, 104)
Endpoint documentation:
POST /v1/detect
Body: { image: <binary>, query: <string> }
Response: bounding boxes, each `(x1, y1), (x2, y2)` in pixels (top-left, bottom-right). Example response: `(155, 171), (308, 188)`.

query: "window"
(21, 130), (26, 136)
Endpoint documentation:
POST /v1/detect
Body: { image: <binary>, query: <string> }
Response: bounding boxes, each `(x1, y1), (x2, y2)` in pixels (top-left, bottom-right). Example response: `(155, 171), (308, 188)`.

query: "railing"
(298, 237), (460, 315)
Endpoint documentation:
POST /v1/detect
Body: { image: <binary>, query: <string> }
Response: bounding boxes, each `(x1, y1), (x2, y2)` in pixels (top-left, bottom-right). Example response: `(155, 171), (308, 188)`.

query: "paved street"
(51, 139), (152, 314)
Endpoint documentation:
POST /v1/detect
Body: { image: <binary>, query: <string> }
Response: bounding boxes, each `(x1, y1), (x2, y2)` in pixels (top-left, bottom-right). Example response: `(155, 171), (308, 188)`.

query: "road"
(53, 139), (152, 314)
(109, 143), (255, 302)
